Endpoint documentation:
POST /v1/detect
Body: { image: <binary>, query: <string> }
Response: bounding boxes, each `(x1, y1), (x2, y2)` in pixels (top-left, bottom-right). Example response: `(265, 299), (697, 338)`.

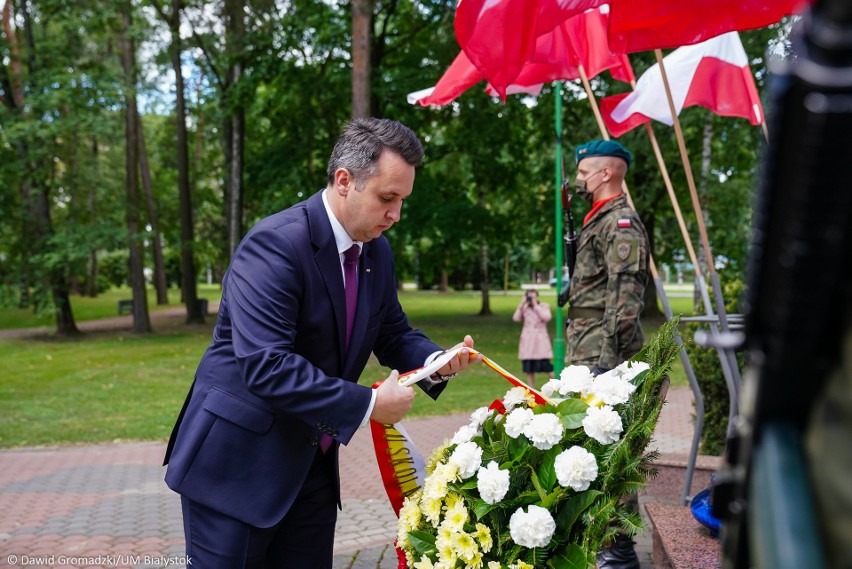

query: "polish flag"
(406, 51), (485, 107)
(599, 32), (764, 138)
(454, 0), (605, 100)
(607, 0), (810, 54)
(409, 5), (632, 107)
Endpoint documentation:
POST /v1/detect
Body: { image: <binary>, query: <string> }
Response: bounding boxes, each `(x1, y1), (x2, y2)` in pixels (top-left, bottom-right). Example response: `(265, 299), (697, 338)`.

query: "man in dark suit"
(163, 117), (480, 568)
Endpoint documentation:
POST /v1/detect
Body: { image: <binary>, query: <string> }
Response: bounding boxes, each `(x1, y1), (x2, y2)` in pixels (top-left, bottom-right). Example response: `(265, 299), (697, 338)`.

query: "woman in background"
(512, 289), (553, 388)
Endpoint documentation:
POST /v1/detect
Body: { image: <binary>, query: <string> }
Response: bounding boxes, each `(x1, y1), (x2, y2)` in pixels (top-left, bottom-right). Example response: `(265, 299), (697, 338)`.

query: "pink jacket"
(513, 300), (554, 360)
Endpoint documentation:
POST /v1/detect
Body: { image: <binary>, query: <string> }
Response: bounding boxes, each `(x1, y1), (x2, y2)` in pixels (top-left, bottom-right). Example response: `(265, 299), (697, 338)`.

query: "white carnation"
(554, 446), (598, 491)
(503, 386), (530, 411)
(540, 378), (571, 398)
(469, 406), (492, 429)
(509, 505), (556, 548)
(541, 380), (559, 398)
(449, 441), (483, 479)
(589, 373), (636, 406)
(522, 413), (565, 450)
(504, 407), (535, 438)
(451, 424), (480, 445)
(476, 461), (510, 505)
(613, 360), (650, 381)
(559, 365), (595, 395)
(582, 405), (624, 444)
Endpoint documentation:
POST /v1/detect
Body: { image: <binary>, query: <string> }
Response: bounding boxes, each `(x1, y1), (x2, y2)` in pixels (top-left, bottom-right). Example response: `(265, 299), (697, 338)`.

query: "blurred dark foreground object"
(713, 0), (852, 568)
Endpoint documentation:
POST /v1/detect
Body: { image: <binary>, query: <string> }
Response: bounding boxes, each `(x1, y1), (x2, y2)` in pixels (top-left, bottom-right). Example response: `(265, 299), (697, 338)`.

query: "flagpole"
(652, 49), (715, 275)
(553, 81), (565, 375)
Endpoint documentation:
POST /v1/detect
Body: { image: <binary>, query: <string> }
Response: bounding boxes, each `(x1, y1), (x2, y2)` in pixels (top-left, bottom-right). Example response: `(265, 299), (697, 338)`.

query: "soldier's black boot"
(596, 533), (640, 569)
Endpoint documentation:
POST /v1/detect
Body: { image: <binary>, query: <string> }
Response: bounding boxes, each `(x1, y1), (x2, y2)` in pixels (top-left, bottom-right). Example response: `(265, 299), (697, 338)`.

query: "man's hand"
(435, 335), (483, 377)
(370, 370), (415, 424)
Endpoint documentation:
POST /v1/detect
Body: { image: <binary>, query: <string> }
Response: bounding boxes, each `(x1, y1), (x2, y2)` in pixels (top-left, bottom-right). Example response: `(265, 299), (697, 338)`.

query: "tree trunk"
(503, 251), (509, 294)
(4, 0), (78, 335)
(66, 106), (81, 297)
(170, 0), (203, 324)
(118, 6), (151, 334)
(226, 111), (244, 256)
(478, 237), (491, 315)
(86, 137), (99, 297)
(224, 0), (245, 258)
(136, 108), (169, 305)
(351, 0), (373, 118)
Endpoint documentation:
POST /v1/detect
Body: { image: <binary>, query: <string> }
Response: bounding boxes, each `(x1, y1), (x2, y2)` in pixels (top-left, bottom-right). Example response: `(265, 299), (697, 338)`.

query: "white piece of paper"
(397, 346), (466, 387)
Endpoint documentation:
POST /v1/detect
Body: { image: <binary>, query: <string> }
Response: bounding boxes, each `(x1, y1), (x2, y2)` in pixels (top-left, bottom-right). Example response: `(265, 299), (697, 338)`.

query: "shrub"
(688, 278), (745, 456)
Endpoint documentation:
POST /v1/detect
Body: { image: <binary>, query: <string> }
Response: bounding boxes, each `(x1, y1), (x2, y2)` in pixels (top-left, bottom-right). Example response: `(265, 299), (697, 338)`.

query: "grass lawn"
(0, 288), (695, 448)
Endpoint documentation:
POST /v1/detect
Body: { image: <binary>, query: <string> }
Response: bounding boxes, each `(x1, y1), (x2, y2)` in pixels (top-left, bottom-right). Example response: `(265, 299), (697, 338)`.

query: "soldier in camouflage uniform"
(566, 139), (649, 376)
(567, 140), (648, 569)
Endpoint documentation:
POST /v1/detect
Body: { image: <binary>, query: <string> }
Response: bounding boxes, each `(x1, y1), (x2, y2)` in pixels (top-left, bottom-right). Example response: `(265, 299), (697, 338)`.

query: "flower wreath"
(395, 319), (680, 569)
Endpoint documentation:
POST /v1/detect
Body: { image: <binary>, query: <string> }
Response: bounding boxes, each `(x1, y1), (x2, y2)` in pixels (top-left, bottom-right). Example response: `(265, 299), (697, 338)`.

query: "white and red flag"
(409, 4), (632, 107)
(454, 0), (605, 100)
(607, 0), (811, 54)
(599, 32), (764, 138)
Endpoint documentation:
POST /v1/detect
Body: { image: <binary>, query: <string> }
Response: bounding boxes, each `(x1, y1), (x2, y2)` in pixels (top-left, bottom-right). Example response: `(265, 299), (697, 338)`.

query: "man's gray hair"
(326, 118), (424, 190)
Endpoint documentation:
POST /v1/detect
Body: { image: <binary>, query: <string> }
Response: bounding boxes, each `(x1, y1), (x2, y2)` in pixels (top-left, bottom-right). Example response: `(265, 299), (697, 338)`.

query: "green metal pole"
(553, 82), (565, 375)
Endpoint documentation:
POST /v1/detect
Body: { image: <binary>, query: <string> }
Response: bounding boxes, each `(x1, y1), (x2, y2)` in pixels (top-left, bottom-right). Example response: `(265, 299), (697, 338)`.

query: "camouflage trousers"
(565, 317), (644, 369)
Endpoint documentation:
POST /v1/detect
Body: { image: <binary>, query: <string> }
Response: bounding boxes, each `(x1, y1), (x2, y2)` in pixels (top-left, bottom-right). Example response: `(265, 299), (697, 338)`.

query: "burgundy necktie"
(343, 244), (360, 351)
(321, 244), (360, 454)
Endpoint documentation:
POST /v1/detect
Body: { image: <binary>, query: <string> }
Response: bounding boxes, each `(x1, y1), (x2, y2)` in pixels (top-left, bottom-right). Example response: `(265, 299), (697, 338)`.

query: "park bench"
(117, 299), (134, 315)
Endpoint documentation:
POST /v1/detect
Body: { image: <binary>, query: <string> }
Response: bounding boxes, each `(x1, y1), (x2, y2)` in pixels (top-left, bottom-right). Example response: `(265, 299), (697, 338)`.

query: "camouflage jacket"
(566, 194), (649, 369)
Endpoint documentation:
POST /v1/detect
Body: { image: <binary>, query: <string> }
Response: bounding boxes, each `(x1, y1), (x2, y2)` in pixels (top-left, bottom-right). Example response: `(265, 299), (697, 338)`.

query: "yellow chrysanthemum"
(487, 562), (502, 569)
(435, 526), (454, 550)
(423, 472), (448, 501)
(413, 555), (435, 569)
(465, 551), (484, 569)
(422, 496), (443, 527)
(442, 502), (469, 533)
(396, 527), (409, 550)
(445, 492), (465, 511)
(435, 461), (461, 483)
(399, 496), (422, 532)
(474, 523), (493, 553)
(426, 444), (451, 474)
(451, 531), (479, 562)
(509, 561), (533, 569)
(437, 541), (457, 566)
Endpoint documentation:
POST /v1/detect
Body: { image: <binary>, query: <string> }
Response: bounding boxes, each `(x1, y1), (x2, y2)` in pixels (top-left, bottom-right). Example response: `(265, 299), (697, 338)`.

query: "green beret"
(575, 139), (632, 168)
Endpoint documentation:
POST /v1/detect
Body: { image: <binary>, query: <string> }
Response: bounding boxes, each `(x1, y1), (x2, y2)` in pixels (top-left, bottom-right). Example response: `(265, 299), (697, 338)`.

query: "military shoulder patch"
(612, 238), (639, 265)
(617, 218), (632, 228)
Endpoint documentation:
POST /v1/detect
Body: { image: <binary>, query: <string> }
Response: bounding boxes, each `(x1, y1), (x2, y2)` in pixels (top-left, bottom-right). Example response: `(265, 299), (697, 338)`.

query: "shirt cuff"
(359, 388), (378, 429)
(360, 351), (442, 428)
(424, 350), (444, 365)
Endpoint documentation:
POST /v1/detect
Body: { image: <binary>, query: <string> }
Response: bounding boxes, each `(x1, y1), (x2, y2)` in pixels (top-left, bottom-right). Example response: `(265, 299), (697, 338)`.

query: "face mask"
(574, 169), (604, 203)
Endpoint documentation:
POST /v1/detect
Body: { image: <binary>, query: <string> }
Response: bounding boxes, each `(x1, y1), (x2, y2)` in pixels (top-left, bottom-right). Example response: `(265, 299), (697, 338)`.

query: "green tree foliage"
(1, 0), (778, 333)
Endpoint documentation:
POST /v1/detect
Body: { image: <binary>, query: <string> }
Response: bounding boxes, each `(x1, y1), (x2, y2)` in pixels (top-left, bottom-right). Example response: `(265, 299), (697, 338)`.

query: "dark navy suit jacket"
(164, 190), (443, 528)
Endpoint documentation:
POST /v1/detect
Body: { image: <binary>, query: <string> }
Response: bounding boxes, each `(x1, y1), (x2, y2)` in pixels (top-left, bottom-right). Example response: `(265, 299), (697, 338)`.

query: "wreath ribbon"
(370, 348), (553, 517)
